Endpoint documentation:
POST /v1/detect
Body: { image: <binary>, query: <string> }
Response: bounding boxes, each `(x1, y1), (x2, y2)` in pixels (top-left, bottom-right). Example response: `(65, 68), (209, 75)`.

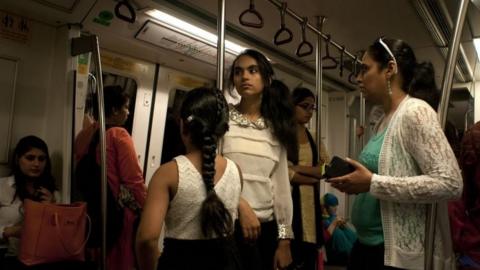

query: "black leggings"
(234, 220), (278, 270)
(157, 237), (242, 270)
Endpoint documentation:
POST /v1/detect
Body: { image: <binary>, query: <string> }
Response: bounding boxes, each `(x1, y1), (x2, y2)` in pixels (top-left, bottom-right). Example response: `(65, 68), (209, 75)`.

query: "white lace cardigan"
(370, 96), (462, 269)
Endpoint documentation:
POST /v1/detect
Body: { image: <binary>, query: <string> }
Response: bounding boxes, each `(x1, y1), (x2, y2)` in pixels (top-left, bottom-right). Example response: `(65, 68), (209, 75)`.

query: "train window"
(103, 72), (137, 134)
(85, 72), (138, 134)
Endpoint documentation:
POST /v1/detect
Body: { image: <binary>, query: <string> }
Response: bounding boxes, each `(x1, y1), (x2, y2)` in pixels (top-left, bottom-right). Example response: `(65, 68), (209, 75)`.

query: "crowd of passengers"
(1, 38), (478, 270)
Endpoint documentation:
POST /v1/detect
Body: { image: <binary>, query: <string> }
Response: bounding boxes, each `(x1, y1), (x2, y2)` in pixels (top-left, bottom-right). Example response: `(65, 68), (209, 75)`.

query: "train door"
(72, 50), (155, 202)
(99, 50), (156, 172)
(144, 66), (213, 185)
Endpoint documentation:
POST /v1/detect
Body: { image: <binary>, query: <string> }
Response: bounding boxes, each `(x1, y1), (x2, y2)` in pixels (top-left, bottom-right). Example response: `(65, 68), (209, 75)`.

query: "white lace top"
(221, 106), (293, 238)
(370, 96), (462, 270)
(164, 155), (242, 239)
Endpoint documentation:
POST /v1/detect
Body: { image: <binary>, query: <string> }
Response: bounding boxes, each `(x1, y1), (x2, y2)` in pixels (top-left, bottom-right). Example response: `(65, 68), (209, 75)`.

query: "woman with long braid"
(136, 87), (243, 270)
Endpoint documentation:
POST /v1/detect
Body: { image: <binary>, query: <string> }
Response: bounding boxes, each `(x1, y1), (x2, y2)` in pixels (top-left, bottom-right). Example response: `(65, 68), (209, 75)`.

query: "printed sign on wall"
(0, 10), (31, 44)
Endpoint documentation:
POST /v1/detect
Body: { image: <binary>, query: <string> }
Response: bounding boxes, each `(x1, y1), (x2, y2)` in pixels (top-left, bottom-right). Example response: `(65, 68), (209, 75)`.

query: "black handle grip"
(296, 41), (313, 57)
(274, 27), (293, 45)
(239, 9), (264, 28)
(115, 0), (136, 23)
(322, 56), (338, 69)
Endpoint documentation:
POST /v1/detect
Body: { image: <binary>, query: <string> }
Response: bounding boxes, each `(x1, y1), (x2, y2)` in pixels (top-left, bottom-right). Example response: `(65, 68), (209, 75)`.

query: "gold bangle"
(277, 224), (294, 239)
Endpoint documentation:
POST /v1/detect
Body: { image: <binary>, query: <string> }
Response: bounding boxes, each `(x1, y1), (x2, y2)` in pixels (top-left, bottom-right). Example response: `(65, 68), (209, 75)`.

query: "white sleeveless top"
(164, 155), (242, 239)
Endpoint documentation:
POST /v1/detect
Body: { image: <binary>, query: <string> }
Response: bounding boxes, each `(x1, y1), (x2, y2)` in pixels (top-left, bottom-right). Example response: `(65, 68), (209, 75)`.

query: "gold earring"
(387, 79), (392, 96)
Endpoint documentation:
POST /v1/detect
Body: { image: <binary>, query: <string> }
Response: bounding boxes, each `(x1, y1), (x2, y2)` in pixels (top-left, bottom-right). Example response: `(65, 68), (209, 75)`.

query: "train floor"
(325, 266), (347, 270)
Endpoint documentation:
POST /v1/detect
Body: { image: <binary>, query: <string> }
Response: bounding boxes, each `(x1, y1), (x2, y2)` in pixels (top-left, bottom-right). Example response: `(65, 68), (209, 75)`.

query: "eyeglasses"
(297, 103), (317, 112)
(377, 37), (397, 74)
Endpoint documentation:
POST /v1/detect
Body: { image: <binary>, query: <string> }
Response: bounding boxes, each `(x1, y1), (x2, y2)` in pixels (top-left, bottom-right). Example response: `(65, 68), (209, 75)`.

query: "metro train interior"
(1, 0), (480, 269)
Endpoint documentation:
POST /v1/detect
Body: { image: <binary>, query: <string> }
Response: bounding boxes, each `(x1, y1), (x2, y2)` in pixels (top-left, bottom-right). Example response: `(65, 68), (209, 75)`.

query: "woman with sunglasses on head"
(328, 38), (462, 270)
(222, 50), (297, 270)
(288, 86), (330, 269)
(0, 136), (58, 269)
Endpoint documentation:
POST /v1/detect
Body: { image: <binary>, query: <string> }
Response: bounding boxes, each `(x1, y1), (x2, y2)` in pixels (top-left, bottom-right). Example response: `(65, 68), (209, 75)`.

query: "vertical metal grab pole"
(71, 34), (107, 270)
(425, 0), (469, 269)
(216, 0), (226, 89)
(92, 36), (107, 270)
(359, 93), (365, 148)
(314, 17), (325, 270)
(315, 16), (325, 149)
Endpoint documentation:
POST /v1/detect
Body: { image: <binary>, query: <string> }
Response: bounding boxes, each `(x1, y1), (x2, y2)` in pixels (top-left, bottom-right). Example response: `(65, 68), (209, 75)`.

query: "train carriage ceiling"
(1, 0), (479, 88)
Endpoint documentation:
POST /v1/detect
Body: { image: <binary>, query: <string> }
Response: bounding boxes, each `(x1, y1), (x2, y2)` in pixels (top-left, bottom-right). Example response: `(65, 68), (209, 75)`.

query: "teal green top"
(351, 128), (386, 246)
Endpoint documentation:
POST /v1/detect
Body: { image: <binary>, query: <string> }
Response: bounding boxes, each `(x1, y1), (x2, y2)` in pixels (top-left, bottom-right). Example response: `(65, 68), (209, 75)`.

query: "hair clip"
(187, 115), (194, 122)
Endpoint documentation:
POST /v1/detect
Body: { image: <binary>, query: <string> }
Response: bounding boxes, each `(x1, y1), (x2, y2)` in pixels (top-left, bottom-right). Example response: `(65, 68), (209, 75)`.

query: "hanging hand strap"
(115, 0), (136, 23)
(339, 46), (345, 77)
(348, 56), (358, 84)
(273, 2), (293, 45)
(322, 35), (338, 69)
(296, 17), (313, 57)
(239, 0), (264, 28)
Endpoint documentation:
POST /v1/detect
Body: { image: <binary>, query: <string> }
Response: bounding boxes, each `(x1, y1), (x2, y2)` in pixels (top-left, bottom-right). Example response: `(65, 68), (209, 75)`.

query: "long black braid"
(180, 87), (231, 238)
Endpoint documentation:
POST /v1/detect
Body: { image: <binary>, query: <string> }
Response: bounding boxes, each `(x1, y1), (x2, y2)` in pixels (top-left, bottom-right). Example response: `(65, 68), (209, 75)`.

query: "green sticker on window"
(78, 54), (89, 65)
(99, 11), (114, 21)
(93, 10), (113, 26)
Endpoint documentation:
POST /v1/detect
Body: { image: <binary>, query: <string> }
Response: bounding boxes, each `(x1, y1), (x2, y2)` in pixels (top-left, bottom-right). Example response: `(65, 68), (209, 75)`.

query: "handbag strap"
(54, 213), (92, 255)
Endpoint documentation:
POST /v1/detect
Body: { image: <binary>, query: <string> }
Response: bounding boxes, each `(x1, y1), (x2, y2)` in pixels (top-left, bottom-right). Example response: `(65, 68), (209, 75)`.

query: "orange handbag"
(18, 199), (90, 265)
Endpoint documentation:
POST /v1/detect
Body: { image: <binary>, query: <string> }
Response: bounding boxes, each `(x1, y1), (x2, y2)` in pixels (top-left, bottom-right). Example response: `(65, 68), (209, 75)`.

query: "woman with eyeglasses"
(288, 87), (330, 269)
(327, 38), (462, 270)
(0, 136), (58, 269)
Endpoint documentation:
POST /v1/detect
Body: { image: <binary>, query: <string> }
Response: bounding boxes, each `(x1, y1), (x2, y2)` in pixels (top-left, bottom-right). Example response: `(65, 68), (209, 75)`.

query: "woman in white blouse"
(222, 49), (298, 270)
(0, 136), (57, 268)
(328, 38), (462, 270)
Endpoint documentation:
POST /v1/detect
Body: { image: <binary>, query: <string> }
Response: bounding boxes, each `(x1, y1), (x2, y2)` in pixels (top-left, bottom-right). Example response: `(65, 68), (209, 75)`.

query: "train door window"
(85, 72), (138, 134)
(160, 88), (187, 164)
(103, 72), (137, 134)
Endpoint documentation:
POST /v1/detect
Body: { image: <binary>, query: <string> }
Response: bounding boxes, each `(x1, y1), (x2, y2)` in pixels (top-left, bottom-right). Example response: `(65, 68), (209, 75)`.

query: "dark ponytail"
(180, 87), (232, 238)
(409, 62), (440, 109)
(228, 50), (298, 163)
(266, 80), (298, 164)
(368, 38), (439, 108)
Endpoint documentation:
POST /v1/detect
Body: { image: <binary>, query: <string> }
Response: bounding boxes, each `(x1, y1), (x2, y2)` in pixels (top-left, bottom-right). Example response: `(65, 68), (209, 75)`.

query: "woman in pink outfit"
(75, 85), (147, 270)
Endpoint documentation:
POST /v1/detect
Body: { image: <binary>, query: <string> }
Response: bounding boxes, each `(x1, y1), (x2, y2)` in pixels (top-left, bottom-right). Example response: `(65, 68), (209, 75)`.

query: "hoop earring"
(387, 79), (392, 96)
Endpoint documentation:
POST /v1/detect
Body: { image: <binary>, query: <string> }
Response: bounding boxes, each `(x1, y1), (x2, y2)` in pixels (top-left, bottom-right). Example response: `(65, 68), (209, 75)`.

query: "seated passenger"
(449, 121), (480, 269)
(0, 136), (58, 269)
(288, 86), (330, 269)
(322, 193), (356, 265)
(136, 87), (242, 270)
(75, 85), (146, 270)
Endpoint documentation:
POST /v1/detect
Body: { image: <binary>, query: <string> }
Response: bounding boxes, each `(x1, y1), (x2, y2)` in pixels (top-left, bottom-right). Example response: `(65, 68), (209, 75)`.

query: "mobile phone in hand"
(323, 156), (355, 179)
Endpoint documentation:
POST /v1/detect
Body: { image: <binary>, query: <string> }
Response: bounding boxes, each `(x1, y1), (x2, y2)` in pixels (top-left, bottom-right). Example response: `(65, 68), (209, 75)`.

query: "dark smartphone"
(32, 182), (44, 201)
(323, 156), (355, 179)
